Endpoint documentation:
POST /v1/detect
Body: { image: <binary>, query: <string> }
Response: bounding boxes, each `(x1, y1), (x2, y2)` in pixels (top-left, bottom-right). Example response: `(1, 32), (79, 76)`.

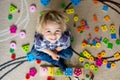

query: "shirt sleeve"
(59, 31), (71, 49)
(34, 33), (46, 51)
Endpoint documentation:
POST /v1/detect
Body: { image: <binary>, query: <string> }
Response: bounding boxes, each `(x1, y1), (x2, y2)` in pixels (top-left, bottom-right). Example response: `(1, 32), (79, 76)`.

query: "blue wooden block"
(102, 5), (109, 12)
(27, 53), (36, 62)
(92, 40), (97, 46)
(64, 68), (73, 76)
(111, 34), (116, 39)
(71, 0), (81, 6)
(106, 63), (111, 69)
(40, 0), (50, 7)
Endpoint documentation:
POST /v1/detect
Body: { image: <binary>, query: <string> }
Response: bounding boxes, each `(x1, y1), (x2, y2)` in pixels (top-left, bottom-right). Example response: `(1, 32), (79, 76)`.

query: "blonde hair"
(36, 9), (67, 34)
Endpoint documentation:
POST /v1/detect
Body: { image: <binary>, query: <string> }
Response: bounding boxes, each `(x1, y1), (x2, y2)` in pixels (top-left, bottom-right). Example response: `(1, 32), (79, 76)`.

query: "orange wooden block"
(93, 0), (99, 5)
(80, 20), (85, 26)
(77, 27), (83, 32)
(93, 14), (98, 22)
(94, 27), (99, 32)
(81, 26), (85, 31)
(97, 53), (102, 59)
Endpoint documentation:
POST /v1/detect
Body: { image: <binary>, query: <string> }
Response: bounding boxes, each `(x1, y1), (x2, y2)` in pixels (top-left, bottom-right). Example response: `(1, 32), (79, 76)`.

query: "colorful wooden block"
(40, 0), (50, 6)
(48, 67), (54, 76)
(71, 0), (81, 6)
(111, 34), (116, 39)
(110, 24), (115, 30)
(22, 44), (30, 53)
(116, 39), (120, 45)
(107, 43), (113, 49)
(66, 8), (75, 14)
(79, 57), (84, 63)
(84, 63), (90, 69)
(96, 42), (101, 48)
(93, 14), (98, 22)
(74, 15), (79, 21)
(114, 52), (120, 59)
(103, 38), (109, 44)
(90, 64), (95, 70)
(66, 16), (70, 22)
(104, 15), (110, 21)
(83, 50), (91, 58)
(9, 4), (17, 14)
(64, 68), (73, 76)
(9, 25), (17, 34)
(101, 25), (108, 31)
(26, 53), (36, 62)
(110, 29), (115, 34)
(102, 5), (109, 12)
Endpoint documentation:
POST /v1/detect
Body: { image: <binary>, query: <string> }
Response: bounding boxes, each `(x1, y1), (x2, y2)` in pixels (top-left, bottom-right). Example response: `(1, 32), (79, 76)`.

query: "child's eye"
(46, 31), (51, 33)
(56, 30), (61, 33)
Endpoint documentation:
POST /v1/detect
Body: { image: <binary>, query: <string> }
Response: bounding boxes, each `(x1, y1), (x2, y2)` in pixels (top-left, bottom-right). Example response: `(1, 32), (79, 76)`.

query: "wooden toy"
(66, 8), (75, 14)
(101, 25), (108, 31)
(71, 0), (81, 6)
(40, 0), (50, 6)
(22, 43), (30, 53)
(39, 66), (83, 78)
(104, 15), (110, 21)
(9, 4), (17, 14)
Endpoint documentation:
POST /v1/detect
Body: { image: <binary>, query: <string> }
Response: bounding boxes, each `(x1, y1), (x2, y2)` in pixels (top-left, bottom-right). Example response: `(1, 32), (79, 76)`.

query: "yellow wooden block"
(114, 52), (120, 59)
(101, 51), (106, 57)
(83, 50), (91, 58)
(96, 42), (101, 48)
(110, 24), (115, 30)
(103, 59), (108, 64)
(66, 16), (69, 22)
(48, 67), (54, 76)
(79, 57), (84, 62)
(90, 64), (95, 70)
(82, 43), (87, 48)
(101, 25), (108, 31)
(66, 8), (74, 14)
(74, 15), (79, 21)
(104, 15), (110, 21)
(111, 63), (116, 68)
(89, 56), (94, 62)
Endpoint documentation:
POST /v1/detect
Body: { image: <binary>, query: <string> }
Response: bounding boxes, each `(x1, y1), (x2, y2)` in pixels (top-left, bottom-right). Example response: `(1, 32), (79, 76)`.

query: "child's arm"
(41, 48), (60, 60)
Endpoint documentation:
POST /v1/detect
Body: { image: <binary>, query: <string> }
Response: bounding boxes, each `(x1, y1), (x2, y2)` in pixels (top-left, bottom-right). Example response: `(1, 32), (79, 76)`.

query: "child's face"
(41, 21), (62, 43)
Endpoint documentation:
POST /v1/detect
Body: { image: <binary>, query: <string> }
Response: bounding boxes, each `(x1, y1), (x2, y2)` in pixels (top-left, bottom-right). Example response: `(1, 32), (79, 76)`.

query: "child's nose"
(51, 33), (56, 38)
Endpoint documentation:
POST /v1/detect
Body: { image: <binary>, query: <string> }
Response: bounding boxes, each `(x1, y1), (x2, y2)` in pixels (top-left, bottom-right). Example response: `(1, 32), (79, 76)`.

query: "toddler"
(29, 10), (73, 71)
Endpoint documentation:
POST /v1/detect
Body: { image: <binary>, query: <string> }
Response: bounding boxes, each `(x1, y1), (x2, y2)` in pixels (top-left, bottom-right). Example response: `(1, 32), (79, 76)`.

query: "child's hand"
(56, 47), (63, 51)
(51, 53), (60, 61)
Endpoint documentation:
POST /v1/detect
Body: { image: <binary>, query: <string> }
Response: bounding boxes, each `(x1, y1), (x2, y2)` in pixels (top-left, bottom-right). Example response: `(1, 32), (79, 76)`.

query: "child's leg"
(58, 46), (73, 59)
(28, 46), (67, 71)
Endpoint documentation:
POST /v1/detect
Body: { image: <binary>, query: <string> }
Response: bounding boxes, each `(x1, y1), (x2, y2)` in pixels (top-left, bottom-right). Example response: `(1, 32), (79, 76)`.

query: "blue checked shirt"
(34, 31), (71, 51)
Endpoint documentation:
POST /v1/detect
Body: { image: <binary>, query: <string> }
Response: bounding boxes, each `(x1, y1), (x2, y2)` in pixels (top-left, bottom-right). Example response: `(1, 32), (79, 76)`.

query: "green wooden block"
(110, 29), (115, 34)
(8, 14), (13, 20)
(70, 37), (74, 43)
(55, 68), (63, 76)
(22, 44), (30, 53)
(94, 67), (99, 72)
(10, 48), (14, 54)
(107, 43), (113, 49)
(61, 2), (66, 9)
(9, 4), (17, 14)
(84, 62), (90, 69)
(116, 39), (120, 45)
(103, 38), (109, 44)
(79, 52), (85, 57)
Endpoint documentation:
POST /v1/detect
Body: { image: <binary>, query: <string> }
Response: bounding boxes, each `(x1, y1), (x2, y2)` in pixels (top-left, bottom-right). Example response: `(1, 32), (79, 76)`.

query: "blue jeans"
(29, 46), (73, 71)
